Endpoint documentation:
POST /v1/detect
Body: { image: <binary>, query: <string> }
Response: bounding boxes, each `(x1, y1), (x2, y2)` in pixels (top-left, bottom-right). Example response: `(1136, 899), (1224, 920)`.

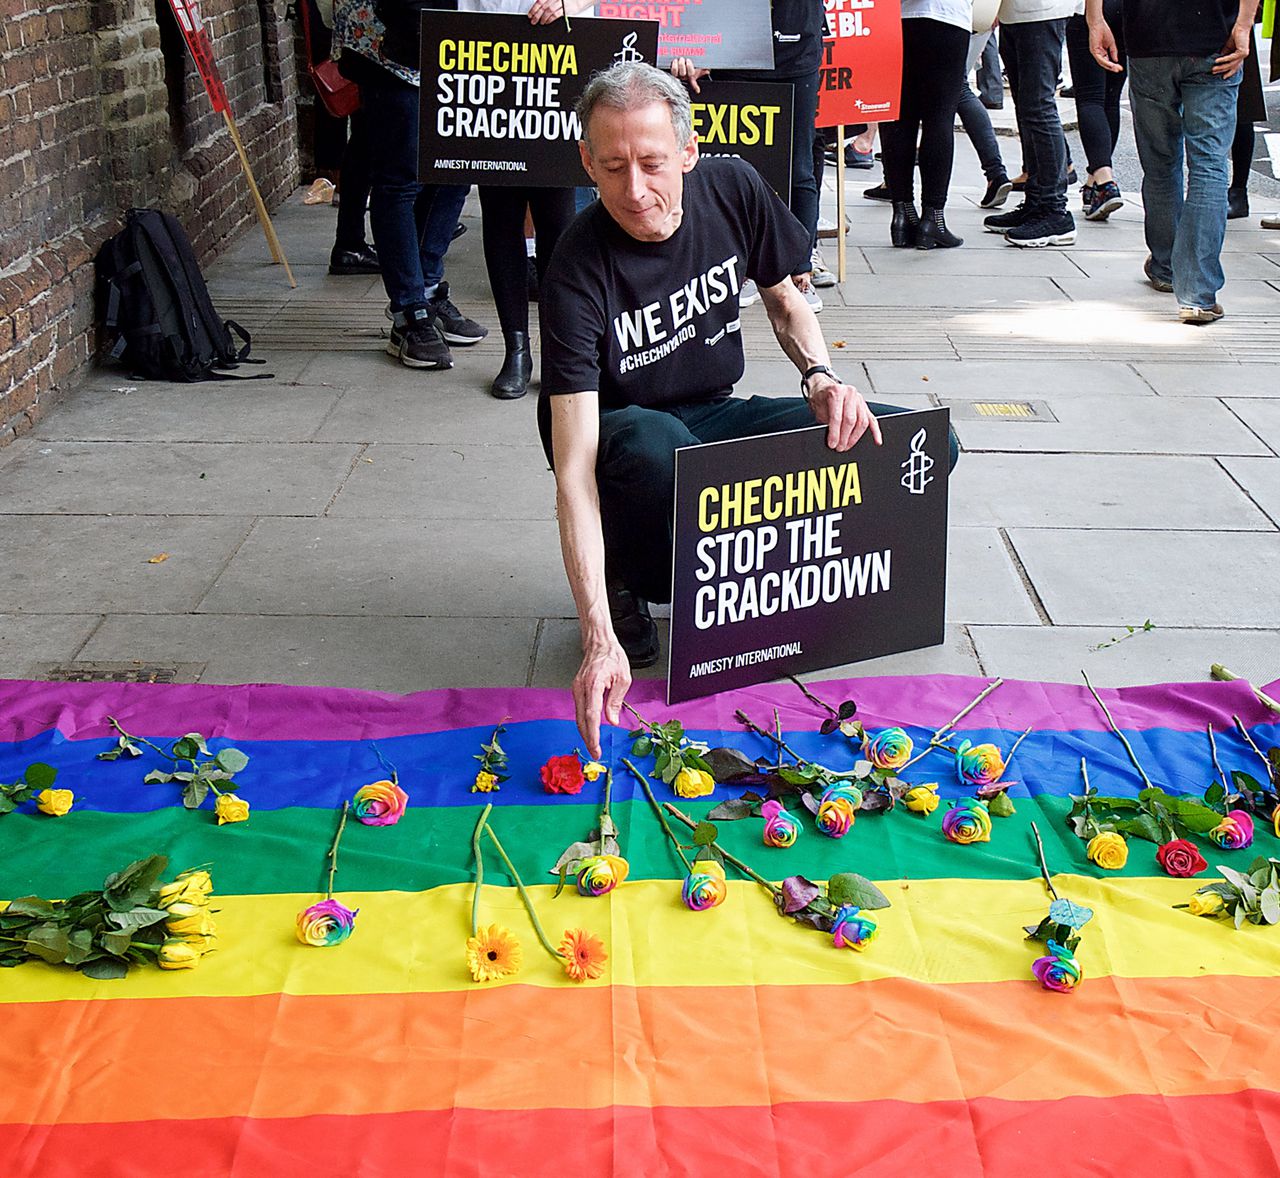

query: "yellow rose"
(163, 901), (205, 921)
(158, 939), (201, 970)
(36, 789), (74, 817)
(1087, 831), (1128, 871)
(1273, 804), (1279, 840)
(1188, 892), (1224, 917)
(166, 910), (216, 938)
(214, 794), (250, 825)
(904, 785), (939, 815)
(583, 761), (607, 782)
(673, 767), (715, 799)
(157, 870), (212, 908)
(179, 933), (218, 955)
(471, 770), (499, 793)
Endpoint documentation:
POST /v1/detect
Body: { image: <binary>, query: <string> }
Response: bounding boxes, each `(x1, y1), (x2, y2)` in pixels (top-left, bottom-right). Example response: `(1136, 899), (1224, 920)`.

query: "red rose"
(540, 754), (585, 796)
(1155, 838), (1207, 878)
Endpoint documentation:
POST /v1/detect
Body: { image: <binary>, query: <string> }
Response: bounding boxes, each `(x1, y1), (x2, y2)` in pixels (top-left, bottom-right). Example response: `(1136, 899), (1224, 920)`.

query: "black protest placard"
(418, 14), (658, 188)
(667, 408), (950, 704)
(690, 80), (793, 205)
(596, 0), (774, 69)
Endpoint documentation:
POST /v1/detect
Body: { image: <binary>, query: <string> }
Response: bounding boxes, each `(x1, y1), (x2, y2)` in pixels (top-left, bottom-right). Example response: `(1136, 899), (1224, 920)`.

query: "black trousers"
(477, 187), (576, 338)
(1065, 5), (1125, 175)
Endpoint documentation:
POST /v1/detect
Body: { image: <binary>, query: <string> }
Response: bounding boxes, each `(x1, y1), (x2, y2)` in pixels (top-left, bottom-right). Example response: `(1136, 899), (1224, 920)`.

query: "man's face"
(580, 100), (699, 243)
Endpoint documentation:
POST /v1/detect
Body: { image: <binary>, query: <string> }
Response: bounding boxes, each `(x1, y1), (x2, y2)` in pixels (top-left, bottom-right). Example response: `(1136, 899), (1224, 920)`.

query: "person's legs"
(977, 30), (1003, 107)
(333, 106), (374, 254)
(1228, 95), (1254, 217)
(478, 186), (533, 337)
(960, 33), (1008, 183)
(786, 69), (822, 259)
(1003, 19), (1068, 215)
(1127, 56), (1184, 289)
(1065, 15), (1114, 178)
(915, 22), (969, 209)
(416, 184), (470, 299)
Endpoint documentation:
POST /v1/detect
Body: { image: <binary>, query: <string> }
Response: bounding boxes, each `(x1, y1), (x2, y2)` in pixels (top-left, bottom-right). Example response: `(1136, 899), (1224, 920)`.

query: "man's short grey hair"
(577, 61), (693, 153)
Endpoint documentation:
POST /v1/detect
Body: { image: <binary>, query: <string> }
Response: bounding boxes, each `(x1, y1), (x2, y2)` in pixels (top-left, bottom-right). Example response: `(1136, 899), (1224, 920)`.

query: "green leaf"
(4, 897), (57, 919)
(215, 747), (249, 774)
(548, 840), (600, 877)
(654, 748), (670, 775)
(1138, 787), (1222, 834)
(827, 872), (891, 911)
(631, 736), (653, 757)
(181, 780), (210, 809)
(143, 770), (175, 785)
(1231, 771), (1265, 797)
(65, 928), (94, 966)
(0, 795), (15, 815)
(99, 929), (135, 956)
(1261, 889), (1280, 925)
(171, 736), (201, 760)
(1204, 782), (1225, 807)
(105, 907), (169, 931)
(706, 797), (758, 821)
(23, 763), (57, 789)
(987, 792), (1016, 818)
(79, 958), (129, 980)
(692, 821), (719, 847)
(1107, 813), (1165, 843)
(103, 855), (169, 912)
(24, 925), (70, 964)
(702, 747), (757, 782)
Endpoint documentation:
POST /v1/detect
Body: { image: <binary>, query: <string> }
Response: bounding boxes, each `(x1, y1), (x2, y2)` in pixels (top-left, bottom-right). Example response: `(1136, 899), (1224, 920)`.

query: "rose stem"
(735, 709), (807, 765)
(622, 700), (651, 729)
(623, 759), (694, 873)
(483, 821), (562, 962)
(663, 802), (780, 896)
(1006, 726), (1034, 764)
(370, 741), (398, 786)
(899, 678), (1006, 771)
(1231, 714), (1273, 776)
(788, 675), (838, 718)
(1081, 670), (1153, 789)
(1029, 820), (1059, 901)
(1212, 664), (1280, 714)
(1207, 724), (1230, 793)
(470, 802), (492, 937)
(325, 800), (350, 900)
(601, 768), (613, 835)
(106, 716), (173, 762)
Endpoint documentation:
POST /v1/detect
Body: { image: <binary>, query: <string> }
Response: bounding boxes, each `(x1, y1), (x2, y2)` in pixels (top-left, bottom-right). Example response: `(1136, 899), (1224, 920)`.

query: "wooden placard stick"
(222, 108), (296, 288)
(835, 123), (847, 283)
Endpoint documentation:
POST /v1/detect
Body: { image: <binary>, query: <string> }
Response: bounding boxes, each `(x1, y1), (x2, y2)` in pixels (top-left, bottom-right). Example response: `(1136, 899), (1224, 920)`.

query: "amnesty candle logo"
(900, 428), (934, 495)
(614, 32), (644, 63)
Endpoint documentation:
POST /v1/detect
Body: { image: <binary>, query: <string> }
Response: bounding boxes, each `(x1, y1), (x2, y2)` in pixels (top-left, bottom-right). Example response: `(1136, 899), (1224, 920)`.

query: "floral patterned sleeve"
(331, 0), (420, 85)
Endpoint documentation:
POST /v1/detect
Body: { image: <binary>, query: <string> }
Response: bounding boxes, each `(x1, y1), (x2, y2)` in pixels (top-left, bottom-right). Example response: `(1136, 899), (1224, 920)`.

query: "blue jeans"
(1000, 19), (1069, 214)
(357, 66), (469, 313)
(1128, 55), (1240, 310)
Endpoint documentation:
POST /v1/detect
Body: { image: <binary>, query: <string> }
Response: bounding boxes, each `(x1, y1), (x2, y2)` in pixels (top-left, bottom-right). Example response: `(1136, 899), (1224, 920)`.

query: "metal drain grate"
(943, 399), (1057, 422)
(31, 661), (205, 684)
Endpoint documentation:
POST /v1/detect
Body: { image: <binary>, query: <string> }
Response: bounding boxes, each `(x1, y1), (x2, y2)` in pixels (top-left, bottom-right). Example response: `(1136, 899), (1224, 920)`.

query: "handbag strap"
(298, 0), (316, 66)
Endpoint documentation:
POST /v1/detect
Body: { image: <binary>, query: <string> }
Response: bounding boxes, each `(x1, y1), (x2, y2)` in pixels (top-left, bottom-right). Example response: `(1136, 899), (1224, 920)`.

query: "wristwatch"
(801, 364), (838, 398)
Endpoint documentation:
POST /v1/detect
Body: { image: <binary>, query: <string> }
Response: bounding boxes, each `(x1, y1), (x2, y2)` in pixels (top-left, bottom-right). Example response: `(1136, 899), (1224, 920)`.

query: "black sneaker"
(386, 307), (453, 370)
(984, 201), (1030, 233)
(861, 182), (891, 202)
(426, 281), (487, 346)
(979, 175), (1013, 209)
(607, 582), (659, 669)
(329, 244), (380, 275)
(1084, 181), (1123, 221)
(1005, 208), (1076, 248)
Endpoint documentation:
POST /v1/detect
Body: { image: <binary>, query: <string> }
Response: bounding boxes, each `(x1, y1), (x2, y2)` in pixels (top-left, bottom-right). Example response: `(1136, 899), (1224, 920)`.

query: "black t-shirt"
(771, 0), (826, 76)
(540, 157), (810, 411)
(1122, 0), (1238, 57)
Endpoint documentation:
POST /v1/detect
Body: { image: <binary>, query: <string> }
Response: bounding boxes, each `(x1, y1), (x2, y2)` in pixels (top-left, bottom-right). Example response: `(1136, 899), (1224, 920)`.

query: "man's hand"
(670, 56), (711, 93)
(1087, 20), (1124, 72)
(574, 636), (631, 761)
(1213, 23), (1251, 76)
(805, 374), (883, 453)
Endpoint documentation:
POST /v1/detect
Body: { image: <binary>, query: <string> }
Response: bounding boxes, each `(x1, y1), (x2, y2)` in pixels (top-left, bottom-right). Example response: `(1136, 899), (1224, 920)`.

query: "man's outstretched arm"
(549, 391), (631, 759)
(758, 278), (882, 453)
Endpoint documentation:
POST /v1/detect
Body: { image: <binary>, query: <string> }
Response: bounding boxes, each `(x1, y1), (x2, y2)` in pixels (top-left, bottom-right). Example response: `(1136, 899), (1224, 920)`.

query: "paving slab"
(78, 613), (539, 692)
(1053, 276), (1280, 310)
(530, 618), (671, 688)
(1067, 250), (1280, 282)
(860, 246), (1085, 277)
(1007, 528), (1280, 626)
(1220, 458), (1280, 527)
(327, 443), (555, 520)
(969, 625), (1280, 688)
(951, 453), (1274, 530)
(0, 441), (361, 517)
(207, 264), (384, 303)
(0, 516), (252, 614)
(946, 527), (1041, 625)
(864, 359), (1152, 399)
(795, 623), (983, 679)
(32, 381), (345, 444)
(1134, 362), (1280, 398)
(1224, 399), (1280, 455)
(818, 275), (1069, 307)
(198, 517), (574, 617)
(951, 394), (1272, 456)
(0, 614), (101, 677)
(82, 350), (318, 387)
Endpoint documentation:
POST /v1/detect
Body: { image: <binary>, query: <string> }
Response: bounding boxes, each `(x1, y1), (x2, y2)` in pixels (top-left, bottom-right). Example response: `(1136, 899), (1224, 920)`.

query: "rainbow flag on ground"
(1, 674), (1278, 1177)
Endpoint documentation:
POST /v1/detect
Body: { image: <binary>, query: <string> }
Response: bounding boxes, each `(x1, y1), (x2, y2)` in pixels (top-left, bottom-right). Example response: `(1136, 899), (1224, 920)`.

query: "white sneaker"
(810, 248), (836, 288)
(739, 278), (760, 307)
(793, 275), (823, 312)
(1262, 212), (1280, 230)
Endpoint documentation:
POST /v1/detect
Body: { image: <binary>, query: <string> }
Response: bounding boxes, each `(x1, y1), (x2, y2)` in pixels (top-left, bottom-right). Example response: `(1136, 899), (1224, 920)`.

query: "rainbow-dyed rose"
(941, 799), (992, 844)
(904, 784), (939, 815)
(761, 799), (800, 848)
(352, 778), (409, 826)
(831, 904), (878, 951)
(815, 783), (862, 838)
(576, 853), (629, 897)
(1209, 809), (1254, 850)
(296, 898), (359, 947)
(864, 727), (913, 771)
(681, 860), (728, 911)
(1031, 939), (1082, 992)
(954, 740), (1007, 789)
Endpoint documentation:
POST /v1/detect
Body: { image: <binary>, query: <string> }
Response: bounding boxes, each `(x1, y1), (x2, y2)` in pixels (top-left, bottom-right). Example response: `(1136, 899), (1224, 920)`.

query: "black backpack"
(96, 208), (268, 382)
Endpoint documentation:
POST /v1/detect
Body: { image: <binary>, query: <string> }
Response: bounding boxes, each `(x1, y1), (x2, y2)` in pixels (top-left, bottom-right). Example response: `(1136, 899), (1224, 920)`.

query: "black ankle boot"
(917, 206), (963, 250)
(890, 201), (920, 248)
(489, 332), (531, 400)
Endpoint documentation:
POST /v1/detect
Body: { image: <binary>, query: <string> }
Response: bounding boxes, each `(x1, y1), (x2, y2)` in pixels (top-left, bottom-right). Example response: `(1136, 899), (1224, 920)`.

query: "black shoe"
(980, 97), (1004, 110)
(452, 222), (467, 240)
(1084, 180), (1123, 221)
(1005, 208), (1076, 247)
(890, 201), (920, 248)
(1227, 188), (1249, 220)
(490, 332), (531, 400)
(607, 582), (659, 669)
(328, 244), (380, 275)
(1010, 177), (1027, 192)
(426, 281), (487, 346)
(862, 182), (891, 202)
(917, 206), (963, 250)
(980, 175), (1013, 209)
(1059, 84), (1075, 99)
(984, 201), (1030, 233)
(386, 307), (453, 370)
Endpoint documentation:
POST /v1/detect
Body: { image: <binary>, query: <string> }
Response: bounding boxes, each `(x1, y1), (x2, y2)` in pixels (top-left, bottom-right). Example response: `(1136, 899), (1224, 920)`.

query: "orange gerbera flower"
(465, 925), (523, 983)
(559, 928), (607, 983)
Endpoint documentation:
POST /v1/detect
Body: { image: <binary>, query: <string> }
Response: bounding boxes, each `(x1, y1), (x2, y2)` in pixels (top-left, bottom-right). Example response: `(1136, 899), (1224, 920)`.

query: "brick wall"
(0, 0), (301, 446)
